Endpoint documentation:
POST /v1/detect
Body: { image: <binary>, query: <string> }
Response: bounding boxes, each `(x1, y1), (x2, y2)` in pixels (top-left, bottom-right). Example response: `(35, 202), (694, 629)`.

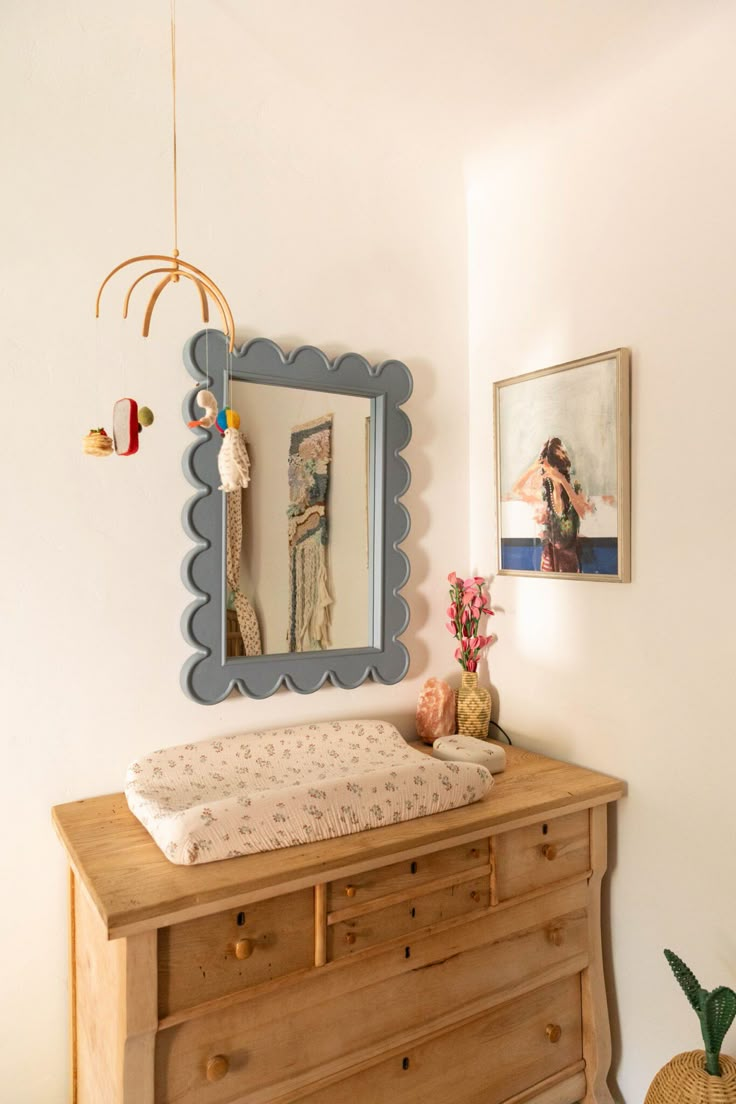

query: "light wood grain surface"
(327, 837), (489, 910)
(289, 975), (582, 1104)
(158, 888), (314, 1017)
(52, 743), (624, 939)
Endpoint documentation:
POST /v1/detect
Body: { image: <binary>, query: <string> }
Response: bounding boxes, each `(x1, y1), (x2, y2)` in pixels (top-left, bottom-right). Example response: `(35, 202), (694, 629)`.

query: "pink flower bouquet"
(445, 573), (494, 672)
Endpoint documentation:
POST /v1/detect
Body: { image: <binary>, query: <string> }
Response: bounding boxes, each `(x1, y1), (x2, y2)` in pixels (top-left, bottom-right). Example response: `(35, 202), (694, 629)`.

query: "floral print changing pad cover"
(125, 719), (494, 865)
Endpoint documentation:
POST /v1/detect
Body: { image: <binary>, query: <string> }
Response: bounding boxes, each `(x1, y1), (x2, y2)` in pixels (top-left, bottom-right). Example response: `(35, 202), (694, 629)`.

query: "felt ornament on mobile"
(188, 389), (251, 493)
(83, 398), (154, 457)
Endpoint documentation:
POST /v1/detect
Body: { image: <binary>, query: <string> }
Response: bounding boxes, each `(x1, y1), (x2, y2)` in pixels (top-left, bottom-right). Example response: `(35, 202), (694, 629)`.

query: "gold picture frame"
(494, 348), (631, 582)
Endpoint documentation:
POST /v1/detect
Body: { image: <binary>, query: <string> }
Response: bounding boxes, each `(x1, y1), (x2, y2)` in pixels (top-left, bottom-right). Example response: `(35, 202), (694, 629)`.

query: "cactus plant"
(664, 949), (736, 1076)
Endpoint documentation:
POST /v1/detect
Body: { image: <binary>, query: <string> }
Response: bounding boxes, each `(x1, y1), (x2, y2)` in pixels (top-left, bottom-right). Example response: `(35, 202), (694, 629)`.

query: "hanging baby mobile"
(86, 0), (235, 456)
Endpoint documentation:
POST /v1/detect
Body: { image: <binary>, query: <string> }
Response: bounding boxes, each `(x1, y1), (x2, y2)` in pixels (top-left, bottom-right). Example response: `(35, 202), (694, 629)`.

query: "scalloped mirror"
(181, 330), (412, 703)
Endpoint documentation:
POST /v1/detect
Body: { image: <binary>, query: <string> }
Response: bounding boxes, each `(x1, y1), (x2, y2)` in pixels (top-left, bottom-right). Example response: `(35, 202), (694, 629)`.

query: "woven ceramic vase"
(456, 671), (491, 739)
(645, 1052), (736, 1104)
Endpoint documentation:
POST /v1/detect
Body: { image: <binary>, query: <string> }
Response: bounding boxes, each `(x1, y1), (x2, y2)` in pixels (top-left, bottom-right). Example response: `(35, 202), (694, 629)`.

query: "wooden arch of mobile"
(96, 254), (235, 352)
(95, 1), (234, 352)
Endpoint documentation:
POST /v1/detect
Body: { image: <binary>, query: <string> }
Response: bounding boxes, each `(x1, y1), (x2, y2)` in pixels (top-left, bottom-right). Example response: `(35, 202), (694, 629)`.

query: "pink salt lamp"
(416, 677), (456, 745)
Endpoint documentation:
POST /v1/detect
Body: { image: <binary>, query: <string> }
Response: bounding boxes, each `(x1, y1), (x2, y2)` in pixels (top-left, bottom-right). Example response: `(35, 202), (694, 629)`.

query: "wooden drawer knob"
(344, 932), (357, 945)
(206, 1055), (230, 1082)
(542, 843), (558, 861)
(470, 890), (481, 903)
(545, 1023), (562, 1044)
(547, 925), (564, 946)
(345, 885), (357, 898)
(234, 938), (253, 960)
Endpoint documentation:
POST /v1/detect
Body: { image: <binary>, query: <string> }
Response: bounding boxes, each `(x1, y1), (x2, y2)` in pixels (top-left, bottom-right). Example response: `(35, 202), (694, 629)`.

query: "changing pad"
(125, 719), (494, 865)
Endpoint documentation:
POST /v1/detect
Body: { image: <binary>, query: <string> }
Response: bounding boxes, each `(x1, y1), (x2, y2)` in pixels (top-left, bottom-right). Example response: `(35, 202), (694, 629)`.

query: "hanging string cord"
(170, 0), (179, 263)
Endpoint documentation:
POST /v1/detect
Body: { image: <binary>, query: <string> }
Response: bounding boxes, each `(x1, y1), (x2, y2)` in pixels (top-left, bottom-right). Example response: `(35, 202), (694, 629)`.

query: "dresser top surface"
(52, 742), (624, 939)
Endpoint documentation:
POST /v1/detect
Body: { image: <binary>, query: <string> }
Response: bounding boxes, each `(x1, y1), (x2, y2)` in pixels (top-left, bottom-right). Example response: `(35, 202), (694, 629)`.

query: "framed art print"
(494, 348), (630, 582)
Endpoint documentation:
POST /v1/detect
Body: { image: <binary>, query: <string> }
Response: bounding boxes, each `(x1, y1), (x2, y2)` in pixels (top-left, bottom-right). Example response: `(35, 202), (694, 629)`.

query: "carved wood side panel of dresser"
(55, 747), (624, 1104)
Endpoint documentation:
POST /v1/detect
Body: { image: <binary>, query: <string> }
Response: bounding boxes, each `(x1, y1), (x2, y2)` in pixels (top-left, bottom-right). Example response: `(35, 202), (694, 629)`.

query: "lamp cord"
(489, 719), (512, 745)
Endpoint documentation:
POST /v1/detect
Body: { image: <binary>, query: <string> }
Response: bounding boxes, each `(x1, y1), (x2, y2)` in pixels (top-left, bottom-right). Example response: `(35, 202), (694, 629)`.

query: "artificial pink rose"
(472, 595), (483, 609)
(466, 659), (477, 672)
(445, 621), (455, 634)
(473, 576), (485, 584)
(447, 604), (457, 618)
(454, 647), (461, 661)
(447, 572), (460, 585)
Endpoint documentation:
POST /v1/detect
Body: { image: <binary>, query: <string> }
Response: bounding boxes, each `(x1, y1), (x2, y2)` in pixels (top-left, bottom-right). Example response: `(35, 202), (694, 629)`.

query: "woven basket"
(645, 1052), (736, 1104)
(455, 671), (491, 739)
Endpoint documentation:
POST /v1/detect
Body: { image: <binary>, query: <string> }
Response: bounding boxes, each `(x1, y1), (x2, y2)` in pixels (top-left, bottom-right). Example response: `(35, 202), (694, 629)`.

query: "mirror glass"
(225, 380), (373, 658)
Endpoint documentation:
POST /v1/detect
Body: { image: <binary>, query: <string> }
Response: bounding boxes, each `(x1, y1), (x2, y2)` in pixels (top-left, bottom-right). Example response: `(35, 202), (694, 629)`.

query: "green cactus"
(664, 949), (736, 1076)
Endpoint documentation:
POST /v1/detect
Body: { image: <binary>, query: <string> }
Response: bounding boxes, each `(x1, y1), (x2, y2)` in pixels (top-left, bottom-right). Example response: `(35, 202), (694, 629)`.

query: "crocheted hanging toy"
(187, 392), (251, 493)
(112, 397), (154, 456)
(216, 408), (251, 493)
(187, 389), (218, 429)
(83, 427), (113, 457)
(83, 399), (154, 458)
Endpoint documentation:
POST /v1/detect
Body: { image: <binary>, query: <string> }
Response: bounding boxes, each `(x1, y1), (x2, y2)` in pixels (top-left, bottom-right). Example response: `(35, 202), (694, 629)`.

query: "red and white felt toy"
(110, 398), (154, 456)
(113, 397), (140, 455)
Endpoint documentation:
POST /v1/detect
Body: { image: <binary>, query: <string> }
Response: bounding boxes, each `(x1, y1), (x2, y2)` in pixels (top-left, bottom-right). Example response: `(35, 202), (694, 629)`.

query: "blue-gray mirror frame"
(181, 329), (412, 703)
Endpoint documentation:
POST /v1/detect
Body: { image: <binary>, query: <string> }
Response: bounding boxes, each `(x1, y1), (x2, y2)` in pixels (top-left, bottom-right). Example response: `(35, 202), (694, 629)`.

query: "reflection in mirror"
(226, 381), (372, 658)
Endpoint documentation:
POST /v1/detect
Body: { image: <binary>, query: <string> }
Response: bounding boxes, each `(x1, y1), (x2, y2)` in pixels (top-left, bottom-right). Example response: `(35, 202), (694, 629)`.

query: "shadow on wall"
(397, 354), (434, 681)
(602, 804), (624, 1103)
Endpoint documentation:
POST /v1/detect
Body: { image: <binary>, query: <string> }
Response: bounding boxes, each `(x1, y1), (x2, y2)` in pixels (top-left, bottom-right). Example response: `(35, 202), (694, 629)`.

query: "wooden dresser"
(52, 743), (625, 1104)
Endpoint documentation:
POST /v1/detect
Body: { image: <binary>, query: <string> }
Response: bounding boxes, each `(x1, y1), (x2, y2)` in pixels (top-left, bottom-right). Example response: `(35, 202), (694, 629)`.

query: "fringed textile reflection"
(226, 489), (262, 657)
(287, 415), (333, 652)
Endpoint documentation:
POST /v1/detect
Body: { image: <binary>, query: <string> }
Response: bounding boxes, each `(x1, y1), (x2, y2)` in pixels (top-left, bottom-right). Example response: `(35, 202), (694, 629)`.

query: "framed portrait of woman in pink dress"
(494, 349), (630, 582)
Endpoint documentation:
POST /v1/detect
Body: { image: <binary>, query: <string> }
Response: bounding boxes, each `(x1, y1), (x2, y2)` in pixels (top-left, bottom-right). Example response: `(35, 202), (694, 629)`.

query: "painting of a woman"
(494, 350), (629, 581)
(510, 437), (593, 573)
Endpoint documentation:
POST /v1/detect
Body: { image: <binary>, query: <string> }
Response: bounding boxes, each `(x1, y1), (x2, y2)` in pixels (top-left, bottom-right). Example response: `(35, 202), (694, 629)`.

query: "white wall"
(468, 7), (736, 1100)
(4, 2), (735, 1101)
(0, 3), (467, 1100)
(231, 380), (371, 653)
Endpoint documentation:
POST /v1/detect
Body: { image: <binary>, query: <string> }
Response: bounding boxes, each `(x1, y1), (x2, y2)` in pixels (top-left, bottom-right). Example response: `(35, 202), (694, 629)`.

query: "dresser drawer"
(494, 811), (590, 902)
(154, 906), (587, 1104)
(328, 838), (490, 911)
(158, 889), (314, 1017)
(297, 974), (583, 1104)
(328, 875), (489, 960)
